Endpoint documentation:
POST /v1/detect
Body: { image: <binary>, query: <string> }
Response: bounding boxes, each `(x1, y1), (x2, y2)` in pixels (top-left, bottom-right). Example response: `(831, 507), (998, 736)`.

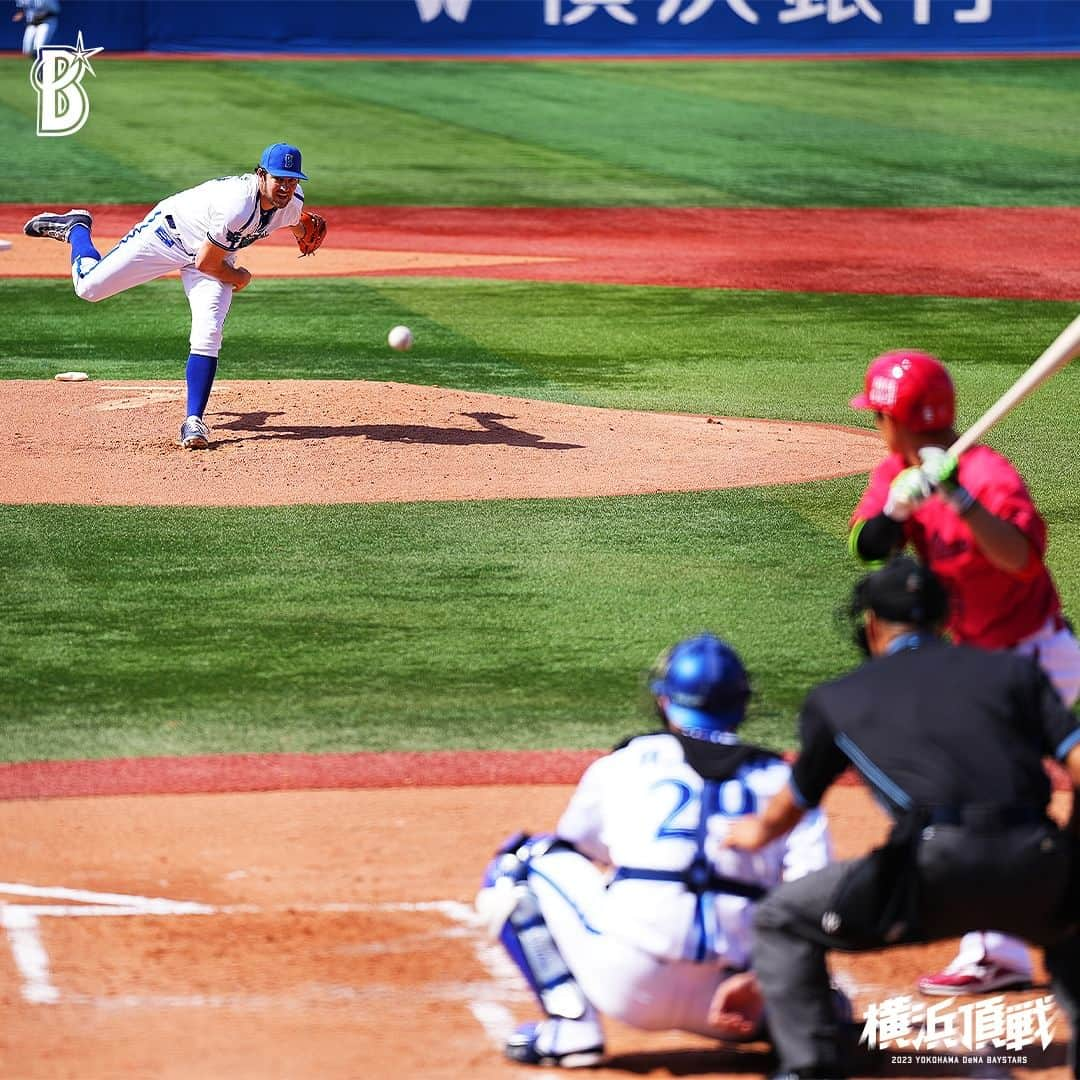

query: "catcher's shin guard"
(477, 833), (589, 1021)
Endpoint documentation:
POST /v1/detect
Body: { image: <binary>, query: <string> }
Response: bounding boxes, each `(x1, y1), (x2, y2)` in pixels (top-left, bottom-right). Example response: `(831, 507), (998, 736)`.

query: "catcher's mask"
(649, 633), (751, 744)
(846, 556), (949, 656)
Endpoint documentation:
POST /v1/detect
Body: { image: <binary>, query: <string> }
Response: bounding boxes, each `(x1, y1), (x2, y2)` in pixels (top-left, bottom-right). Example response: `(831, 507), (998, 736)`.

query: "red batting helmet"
(850, 350), (955, 432)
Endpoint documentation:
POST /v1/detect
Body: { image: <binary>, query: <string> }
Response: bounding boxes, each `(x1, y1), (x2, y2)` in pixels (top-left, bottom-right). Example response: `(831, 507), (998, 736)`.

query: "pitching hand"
(883, 466), (931, 522)
(232, 267), (252, 292)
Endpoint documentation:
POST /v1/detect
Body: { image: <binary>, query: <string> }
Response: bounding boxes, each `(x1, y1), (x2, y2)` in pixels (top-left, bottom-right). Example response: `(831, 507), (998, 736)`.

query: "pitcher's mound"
(0, 379), (881, 507)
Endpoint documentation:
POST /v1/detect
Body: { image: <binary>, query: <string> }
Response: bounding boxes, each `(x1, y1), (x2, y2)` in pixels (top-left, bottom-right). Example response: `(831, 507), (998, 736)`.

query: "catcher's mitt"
(295, 209), (327, 257)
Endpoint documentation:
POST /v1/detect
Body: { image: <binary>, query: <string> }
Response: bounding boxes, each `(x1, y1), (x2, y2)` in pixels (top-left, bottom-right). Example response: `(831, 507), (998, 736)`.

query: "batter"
(848, 348), (1080, 996)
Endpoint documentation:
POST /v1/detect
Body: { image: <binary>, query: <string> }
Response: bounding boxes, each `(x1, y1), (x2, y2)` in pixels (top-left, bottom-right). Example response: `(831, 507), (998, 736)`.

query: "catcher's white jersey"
(521, 732), (831, 1037)
(556, 731), (831, 967)
(158, 174), (303, 257)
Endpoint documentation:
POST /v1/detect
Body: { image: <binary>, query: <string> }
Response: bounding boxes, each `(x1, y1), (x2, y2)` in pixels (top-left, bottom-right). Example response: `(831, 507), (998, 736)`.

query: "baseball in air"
(388, 325), (414, 351)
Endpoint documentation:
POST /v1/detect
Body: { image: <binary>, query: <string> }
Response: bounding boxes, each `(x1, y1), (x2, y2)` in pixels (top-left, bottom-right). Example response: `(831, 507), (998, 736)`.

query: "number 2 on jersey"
(653, 778), (756, 840)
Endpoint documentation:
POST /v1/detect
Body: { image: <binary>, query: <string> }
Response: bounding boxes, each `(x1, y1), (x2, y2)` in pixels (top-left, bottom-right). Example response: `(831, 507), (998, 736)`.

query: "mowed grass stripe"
(1, 279), (1079, 759)
(0, 485), (864, 760)
(3, 58), (1080, 206)
(3, 275), (1079, 437)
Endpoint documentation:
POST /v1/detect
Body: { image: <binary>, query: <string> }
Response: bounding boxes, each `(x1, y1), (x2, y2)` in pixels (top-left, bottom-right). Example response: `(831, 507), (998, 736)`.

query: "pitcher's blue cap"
(258, 143), (307, 180)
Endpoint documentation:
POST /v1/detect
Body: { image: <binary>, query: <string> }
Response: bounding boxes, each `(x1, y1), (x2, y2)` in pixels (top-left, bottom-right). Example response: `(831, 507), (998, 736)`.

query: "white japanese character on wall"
(779, 0), (883, 24)
(414, 0), (473, 20)
(545, 0), (638, 24)
(657, 0), (759, 24)
(913, 0), (992, 24)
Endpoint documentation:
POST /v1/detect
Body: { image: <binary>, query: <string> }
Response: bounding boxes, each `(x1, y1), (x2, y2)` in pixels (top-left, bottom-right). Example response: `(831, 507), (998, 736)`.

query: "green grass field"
(2, 57), (1079, 761)
(5, 57), (1080, 206)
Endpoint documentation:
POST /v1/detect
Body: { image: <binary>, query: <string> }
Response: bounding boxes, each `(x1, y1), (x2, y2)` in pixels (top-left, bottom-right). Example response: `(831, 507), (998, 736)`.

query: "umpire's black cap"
(852, 556), (949, 627)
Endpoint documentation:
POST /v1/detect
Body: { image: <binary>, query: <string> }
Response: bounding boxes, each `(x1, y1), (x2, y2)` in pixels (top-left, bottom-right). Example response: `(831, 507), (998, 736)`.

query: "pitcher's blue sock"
(68, 224), (100, 265)
(185, 353), (218, 418)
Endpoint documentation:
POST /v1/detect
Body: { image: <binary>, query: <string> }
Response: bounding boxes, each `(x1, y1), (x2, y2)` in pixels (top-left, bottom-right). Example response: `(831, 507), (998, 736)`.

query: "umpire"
(726, 555), (1080, 1079)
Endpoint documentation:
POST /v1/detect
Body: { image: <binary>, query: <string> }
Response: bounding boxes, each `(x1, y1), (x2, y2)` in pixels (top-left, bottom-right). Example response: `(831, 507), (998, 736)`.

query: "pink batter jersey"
(851, 445), (1061, 649)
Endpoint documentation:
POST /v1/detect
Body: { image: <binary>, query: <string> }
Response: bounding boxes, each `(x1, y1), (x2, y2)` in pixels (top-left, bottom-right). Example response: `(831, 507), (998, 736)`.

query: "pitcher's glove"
(295, 209), (327, 257)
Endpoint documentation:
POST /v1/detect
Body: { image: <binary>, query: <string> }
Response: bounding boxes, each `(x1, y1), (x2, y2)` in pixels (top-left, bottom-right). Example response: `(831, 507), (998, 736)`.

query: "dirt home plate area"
(2, 206), (1077, 1076)
(0, 771), (1070, 1079)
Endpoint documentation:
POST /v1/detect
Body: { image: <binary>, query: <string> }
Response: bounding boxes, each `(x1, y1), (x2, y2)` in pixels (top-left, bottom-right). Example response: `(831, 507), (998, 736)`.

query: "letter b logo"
(31, 33), (103, 138)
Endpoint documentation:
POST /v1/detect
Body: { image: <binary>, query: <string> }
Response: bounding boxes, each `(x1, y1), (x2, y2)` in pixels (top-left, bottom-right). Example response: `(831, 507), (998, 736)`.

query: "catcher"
(24, 142), (327, 450)
(476, 633), (846, 1068)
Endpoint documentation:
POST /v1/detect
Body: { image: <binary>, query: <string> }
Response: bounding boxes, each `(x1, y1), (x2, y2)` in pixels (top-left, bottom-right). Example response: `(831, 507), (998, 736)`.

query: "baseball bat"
(948, 312), (1080, 458)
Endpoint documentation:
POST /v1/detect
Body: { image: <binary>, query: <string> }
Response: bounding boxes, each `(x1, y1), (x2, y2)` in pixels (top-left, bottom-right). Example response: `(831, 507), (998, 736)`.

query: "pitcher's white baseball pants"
(72, 208), (234, 357)
(22, 16), (58, 55)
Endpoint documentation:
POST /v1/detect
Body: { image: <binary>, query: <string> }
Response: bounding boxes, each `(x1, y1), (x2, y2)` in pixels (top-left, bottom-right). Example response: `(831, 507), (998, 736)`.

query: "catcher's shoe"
(24, 209), (93, 242)
(505, 1020), (604, 1069)
(917, 960), (1030, 996)
(179, 415), (211, 450)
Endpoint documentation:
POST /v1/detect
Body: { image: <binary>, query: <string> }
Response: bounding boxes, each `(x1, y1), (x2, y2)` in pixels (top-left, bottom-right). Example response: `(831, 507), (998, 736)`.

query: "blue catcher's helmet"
(649, 633), (751, 743)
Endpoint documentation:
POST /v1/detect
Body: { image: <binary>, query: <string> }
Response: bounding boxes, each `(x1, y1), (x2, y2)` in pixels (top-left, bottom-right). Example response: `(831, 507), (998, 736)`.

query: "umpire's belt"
(611, 865), (766, 900)
(925, 804), (1049, 829)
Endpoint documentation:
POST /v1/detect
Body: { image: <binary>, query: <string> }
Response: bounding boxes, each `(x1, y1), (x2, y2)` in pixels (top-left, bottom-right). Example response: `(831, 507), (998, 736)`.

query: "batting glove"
(919, 447), (976, 515)
(883, 467), (931, 522)
(918, 446), (959, 489)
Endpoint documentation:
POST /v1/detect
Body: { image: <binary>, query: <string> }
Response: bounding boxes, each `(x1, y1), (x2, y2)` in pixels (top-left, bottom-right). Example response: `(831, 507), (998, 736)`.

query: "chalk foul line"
(0, 883), (521, 1041)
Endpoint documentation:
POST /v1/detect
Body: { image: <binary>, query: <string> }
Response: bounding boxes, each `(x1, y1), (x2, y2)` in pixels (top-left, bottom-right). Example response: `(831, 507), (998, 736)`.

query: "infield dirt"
(0, 777), (1069, 1079)
(0, 378), (882, 506)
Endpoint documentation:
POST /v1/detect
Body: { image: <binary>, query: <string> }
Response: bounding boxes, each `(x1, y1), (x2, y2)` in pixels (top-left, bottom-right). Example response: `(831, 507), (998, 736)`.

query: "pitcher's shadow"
(211, 410), (584, 450)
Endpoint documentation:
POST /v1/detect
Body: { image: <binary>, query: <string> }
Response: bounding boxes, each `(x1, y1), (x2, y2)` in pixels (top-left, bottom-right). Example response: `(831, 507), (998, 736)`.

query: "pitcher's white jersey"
(556, 732), (831, 968)
(62, 174), (305, 356)
(158, 174), (304, 259)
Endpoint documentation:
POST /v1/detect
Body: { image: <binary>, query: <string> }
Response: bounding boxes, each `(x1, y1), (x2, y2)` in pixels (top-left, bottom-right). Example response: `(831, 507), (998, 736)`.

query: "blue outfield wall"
(36, 0), (1080, 55)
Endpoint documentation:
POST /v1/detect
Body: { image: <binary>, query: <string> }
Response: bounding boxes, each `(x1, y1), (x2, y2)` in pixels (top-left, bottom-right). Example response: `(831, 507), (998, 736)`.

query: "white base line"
(425, 899), (522, 1046)
(0, 906), (59, 1004)
(0, 882), (215, 912)
(0, 885), (524, 1043)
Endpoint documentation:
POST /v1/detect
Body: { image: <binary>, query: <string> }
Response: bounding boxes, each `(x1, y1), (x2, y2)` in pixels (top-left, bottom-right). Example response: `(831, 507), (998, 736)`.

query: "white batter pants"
(954, 617), (1080, 976)
(529, 846), (734, 1037)
(72, 207), (234, 357)
(1015, 617), (1080, 708)
(22, 17), (58, 55)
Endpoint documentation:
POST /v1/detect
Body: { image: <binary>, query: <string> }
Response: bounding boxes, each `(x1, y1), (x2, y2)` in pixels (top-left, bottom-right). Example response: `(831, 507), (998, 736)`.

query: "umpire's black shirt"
(790, 635), (1080, 818)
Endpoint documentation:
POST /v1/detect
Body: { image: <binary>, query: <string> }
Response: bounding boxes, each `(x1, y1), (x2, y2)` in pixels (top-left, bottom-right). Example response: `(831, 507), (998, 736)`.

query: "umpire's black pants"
(752, 820), (1078, 1076)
